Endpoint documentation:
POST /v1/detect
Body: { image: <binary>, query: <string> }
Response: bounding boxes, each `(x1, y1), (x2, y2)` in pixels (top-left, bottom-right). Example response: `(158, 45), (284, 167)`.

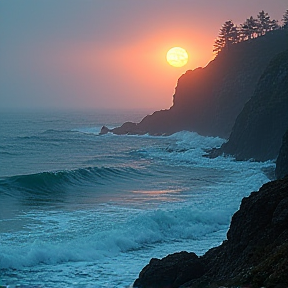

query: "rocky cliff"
(108, 29), (288, 138)
(133, 176), (288, 288)
(216, 49), (288, 161)
(276, 129), (288, 179)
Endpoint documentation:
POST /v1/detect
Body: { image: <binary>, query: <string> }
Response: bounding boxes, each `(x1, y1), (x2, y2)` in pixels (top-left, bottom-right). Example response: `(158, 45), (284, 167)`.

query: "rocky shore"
(133, 176), (288, 288)
(130, 44), (288, 288)
(99, 29), (288, 287)
(100, 30), (288, 139)
(132, 136), (288, 287)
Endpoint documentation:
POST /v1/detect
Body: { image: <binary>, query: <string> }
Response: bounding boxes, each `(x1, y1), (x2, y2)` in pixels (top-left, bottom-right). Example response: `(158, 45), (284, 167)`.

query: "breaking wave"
(0, 166), (150, 195)
(0, 205), (231, 269)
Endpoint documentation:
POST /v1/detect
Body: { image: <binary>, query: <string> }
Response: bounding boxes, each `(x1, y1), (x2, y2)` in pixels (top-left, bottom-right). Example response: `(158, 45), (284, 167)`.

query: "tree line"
(213, 9), (288, 55)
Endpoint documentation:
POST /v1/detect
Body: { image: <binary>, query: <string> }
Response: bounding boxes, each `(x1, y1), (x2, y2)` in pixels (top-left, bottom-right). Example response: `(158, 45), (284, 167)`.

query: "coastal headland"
(101, 29), (288, 288)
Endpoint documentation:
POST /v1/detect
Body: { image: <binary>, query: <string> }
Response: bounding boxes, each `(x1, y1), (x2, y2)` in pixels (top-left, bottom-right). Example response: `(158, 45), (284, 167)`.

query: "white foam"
(0, 130), (275, 287)
(0, 194), (261, 270)
(72, 126), (103, 135)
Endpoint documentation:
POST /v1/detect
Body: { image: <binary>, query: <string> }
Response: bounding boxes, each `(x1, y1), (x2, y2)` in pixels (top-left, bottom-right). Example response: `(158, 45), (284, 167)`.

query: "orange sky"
(51, 29), (214, 109)
(0, 0), (287, 110)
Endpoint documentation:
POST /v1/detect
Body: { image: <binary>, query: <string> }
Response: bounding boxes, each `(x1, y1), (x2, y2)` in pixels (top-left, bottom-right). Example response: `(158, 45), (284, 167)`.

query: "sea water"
(0, 109), (274, 287)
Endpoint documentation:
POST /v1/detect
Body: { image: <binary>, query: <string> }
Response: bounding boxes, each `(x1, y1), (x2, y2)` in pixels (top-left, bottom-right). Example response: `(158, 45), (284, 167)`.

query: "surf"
(0, 166), (152, 197)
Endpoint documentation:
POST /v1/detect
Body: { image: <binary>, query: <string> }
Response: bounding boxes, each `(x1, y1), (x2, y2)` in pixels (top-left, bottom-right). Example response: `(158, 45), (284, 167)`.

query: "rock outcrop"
(216, 49), (288, 161)
(133, 252), (205, 288)
(133, 176), (288, 288)
(99, 125), (110, 135)
(109, 30), (288, 138)
(276, 129), (288, 179)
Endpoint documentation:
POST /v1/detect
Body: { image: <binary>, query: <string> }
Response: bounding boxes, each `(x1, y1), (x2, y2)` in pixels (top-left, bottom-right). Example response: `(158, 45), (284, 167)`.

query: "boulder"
(99, 125), (110, 135)
(133, 252), (205, 288)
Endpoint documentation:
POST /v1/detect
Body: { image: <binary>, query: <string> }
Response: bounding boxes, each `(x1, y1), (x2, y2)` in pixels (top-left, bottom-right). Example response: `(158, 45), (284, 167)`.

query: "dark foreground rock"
(133, 252), (205, 288)
(133, 176), (288, 288)
(276, 129), (288, 180)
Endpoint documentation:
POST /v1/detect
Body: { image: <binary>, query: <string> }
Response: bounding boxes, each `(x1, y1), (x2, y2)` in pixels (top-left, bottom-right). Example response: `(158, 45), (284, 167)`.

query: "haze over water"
(1, 1), (286, 287)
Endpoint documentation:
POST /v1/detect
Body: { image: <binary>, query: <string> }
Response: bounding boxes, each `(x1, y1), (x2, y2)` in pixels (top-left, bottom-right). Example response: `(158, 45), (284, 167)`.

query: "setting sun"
(166, 47), (189, 67)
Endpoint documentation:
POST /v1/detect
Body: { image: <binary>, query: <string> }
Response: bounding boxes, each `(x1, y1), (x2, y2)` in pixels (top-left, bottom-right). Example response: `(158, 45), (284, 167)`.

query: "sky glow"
(0, 0), (287, 110)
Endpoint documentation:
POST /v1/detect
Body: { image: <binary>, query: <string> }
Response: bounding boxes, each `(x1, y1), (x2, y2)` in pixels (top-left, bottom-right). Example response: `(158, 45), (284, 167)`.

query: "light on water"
(0, 110), (274, 287)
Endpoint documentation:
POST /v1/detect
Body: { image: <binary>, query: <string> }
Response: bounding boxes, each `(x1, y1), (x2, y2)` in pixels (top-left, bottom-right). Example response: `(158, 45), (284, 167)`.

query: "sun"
(166, 47), (189, 67)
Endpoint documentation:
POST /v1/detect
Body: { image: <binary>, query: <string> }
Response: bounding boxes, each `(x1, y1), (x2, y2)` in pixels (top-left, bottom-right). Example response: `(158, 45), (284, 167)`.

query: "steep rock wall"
(219, 49), (288, 161)
(276, 129), (288, 179)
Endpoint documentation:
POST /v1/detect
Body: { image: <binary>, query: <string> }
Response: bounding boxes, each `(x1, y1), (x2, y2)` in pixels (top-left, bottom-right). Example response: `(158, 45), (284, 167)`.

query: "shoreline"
(133, 176), (288, 288)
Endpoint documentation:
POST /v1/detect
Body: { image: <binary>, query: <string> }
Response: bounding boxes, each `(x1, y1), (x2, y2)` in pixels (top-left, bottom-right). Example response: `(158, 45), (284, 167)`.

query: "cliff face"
(218, 49), (288, 161)
(111, 30), (288, 138)
(133, 176), (288, 288)
(276, 129), (288, 179)
(170, 30), (288, 138)
(201, 176), (288, 287)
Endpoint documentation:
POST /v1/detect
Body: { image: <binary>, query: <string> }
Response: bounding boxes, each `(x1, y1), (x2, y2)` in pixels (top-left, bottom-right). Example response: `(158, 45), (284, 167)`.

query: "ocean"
(0, 109), (274, 288)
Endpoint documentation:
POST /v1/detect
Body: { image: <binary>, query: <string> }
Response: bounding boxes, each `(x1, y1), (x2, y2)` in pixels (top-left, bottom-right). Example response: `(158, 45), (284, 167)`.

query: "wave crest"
(0, 166), (147, 195)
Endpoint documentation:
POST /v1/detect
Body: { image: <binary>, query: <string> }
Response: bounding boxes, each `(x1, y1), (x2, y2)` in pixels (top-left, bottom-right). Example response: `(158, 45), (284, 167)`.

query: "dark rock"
(113, 30), (288, 138)
(216, 49), (288, 161)
(276, 129), (288, 179)
(99, 125), (110, 135)
(112, 110), (176, 136)
(202, 147), (223, 159)
(133, 177), (288, 288)
(112, 121), (145, 135)
(133, 251), (205, 288)
(202, 177), (288, 284)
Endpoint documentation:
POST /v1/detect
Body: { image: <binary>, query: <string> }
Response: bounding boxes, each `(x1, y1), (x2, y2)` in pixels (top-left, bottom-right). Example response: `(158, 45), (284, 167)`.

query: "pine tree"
(270, 19), (279, 31)
(282, 9), (288, 29)
(213, 20), (239, 55)
(239, 23), (250, 41)
(240, 16), (259, 40)
(212, 10), (283, 55)
(257, 10), (271, 35)
(258, 11), (279, 34)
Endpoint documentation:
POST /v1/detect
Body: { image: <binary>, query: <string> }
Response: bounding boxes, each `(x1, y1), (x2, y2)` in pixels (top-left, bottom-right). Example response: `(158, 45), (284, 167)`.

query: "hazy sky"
(1, 0), (287, 110)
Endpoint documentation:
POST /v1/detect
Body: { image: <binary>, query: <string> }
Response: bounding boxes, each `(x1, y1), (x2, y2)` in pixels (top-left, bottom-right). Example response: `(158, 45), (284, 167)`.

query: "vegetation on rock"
(213, 9), (285, 55)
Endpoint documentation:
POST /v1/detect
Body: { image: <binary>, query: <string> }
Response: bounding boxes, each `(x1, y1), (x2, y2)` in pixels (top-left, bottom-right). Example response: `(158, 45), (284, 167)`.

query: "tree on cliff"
(283, 9), (288, 29)
(257, 10), (279, 35)
(240, 16), (259, 40)
(213, 10), (282, 54)
(213, 20), (239, 55)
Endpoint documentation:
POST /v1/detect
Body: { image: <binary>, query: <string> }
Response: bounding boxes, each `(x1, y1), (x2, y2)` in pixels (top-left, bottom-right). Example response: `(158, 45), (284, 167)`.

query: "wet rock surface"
(133, 177), (288, 288)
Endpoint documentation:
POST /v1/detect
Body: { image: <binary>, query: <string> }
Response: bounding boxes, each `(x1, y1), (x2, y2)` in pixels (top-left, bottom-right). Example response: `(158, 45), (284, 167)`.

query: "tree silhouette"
(257, 10), (271, 35)
(257, 10), (279, 34)
(283, 9), (288, 29)
(213, 20), (239, 55)
(240, 16), (259, 40)
(213, 10), (283, 55)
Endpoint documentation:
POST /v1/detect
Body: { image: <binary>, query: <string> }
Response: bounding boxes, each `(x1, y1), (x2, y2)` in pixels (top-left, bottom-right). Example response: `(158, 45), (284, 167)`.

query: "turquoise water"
(0, 109), (274, 287)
